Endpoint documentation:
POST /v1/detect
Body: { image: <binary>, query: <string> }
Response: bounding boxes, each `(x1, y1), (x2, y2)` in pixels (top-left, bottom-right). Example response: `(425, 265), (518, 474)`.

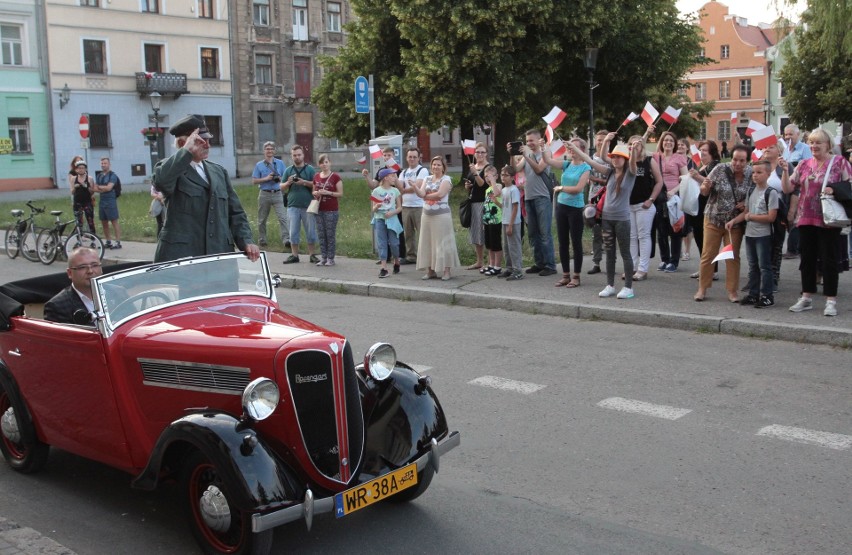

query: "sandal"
(468, 264), (483, 270)
(565, 274), (581, 288)
(632, 272), (647, 281)
(555, 274), (571, 287)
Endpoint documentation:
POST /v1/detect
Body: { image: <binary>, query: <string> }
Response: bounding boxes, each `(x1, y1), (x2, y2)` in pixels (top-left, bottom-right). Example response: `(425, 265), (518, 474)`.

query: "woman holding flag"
(464, 142), (489, 270)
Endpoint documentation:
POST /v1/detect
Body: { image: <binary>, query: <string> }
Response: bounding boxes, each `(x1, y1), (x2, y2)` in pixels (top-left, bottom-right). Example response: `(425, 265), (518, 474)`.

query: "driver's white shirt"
(72, 284), (95, 313)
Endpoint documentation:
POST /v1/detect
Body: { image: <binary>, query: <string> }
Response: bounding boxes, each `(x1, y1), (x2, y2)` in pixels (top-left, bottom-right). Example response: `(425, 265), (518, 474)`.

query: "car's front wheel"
(181, 450), (273, 555)
(0, 383), (49, 474)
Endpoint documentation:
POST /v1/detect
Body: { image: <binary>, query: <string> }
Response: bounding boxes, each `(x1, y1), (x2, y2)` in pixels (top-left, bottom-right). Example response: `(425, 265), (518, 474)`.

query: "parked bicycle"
(36, 209), (104, 265)
(4, 201), (45, 262)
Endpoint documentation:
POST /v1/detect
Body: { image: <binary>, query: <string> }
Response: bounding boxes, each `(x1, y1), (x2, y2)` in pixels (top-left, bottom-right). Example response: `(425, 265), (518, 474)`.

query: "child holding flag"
(371, 168), (403, 278)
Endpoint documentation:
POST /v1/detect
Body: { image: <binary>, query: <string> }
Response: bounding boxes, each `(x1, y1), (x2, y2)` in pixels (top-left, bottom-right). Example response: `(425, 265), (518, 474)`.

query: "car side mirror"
(72, 309), (94, 326)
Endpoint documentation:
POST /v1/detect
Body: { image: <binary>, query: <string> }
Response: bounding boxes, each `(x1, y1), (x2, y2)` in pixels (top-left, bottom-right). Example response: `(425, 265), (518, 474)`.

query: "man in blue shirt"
(782, 124), (813, 259)
(252, 142), (290, 249)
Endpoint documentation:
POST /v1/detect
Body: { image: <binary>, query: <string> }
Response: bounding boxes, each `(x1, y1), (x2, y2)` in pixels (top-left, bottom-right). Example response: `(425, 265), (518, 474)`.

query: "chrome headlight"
(242, 378), (279, 421)
(364, 343), (396, 381)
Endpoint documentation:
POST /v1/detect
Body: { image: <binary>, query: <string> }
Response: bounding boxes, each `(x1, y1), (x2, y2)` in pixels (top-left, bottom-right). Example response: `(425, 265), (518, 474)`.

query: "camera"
(269, 173), (281, 183)
(509, 141), (523, 155)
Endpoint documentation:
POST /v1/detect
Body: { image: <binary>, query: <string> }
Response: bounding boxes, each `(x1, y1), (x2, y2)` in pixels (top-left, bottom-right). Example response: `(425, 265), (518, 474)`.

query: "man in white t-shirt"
(399, 147), (428, 264)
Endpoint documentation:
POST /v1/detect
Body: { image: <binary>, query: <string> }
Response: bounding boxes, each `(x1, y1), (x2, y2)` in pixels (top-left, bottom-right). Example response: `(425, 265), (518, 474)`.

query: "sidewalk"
(96, 240), (852, 348)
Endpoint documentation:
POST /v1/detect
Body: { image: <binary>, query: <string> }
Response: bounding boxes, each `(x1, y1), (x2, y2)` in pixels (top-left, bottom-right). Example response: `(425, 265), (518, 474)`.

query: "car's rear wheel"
(0, 384), (49, 474)
(388, 466), (434, 503)
(181, 450), (273, 555)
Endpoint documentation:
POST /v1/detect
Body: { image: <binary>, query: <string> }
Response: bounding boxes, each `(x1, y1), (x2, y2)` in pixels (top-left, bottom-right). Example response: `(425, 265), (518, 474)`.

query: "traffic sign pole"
(79, 113), (90, 165)
(368, 74), (375, 141)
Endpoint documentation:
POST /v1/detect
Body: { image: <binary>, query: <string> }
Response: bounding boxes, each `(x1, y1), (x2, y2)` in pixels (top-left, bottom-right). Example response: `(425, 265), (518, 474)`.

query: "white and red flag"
(660, 106), (682, 125)
(462, 139), (476, 156)
(542, 106), (567, 129)
(745, 120), (765, 137)
(544, 125), (554, 144)
(549, 139), (567, 158)
(752, 125), (777, 150)
(751, 148), (764, 162)
(690, 144), (701, 166)
(621, 112), (639, 127)
(640, 101), (659, 126)
(385, 159), (401, 172)
(369, 144), (382, 159)
(730, 112), (738, 124)
(356, 156), (367, 165)
(712, 243), (735, 264)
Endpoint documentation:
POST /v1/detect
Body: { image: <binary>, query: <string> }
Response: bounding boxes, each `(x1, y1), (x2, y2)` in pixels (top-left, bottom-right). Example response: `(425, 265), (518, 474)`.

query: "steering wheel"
(110, 290), (172, 320)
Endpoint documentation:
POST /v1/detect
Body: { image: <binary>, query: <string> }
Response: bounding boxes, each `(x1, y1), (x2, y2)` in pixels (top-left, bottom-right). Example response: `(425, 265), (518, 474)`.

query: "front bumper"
(251, 430), (460, 533)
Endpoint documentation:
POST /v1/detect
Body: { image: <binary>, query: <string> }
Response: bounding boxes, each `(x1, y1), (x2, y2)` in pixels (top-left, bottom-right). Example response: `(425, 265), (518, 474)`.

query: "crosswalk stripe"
(757, 425), (852, 450)
(468, 375), (546, 394)
(596, 397), (692, 420)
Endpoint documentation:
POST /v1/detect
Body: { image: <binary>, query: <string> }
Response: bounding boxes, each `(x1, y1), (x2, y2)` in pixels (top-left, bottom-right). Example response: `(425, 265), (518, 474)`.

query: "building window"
(203, 115), (223, 146)
(294, 56), (310, 98)
(779, 82), (786, 98)
(200, 47), (218, 79)
(89, 114), (111, 148)
(144, 44), (163, 73)
(80, 0), (100, 6)
(695, 82), (706, 100)
(441, 126), (452, 144)
(717, 120), (730, 142)
(720, 45), (729, 59)
(328, 138), (346, 150)
(293, 0), (308, 41)
(699, 47), (705, 58)
(83, 39), (106, 74)
(697, 121), (706, 141)
(327, 2), (341, 32)
(255, 53), (272, 85)
(253, 0), (269, 26)
(719, 80), (730, 99)
(739, 79), (751, 98)
(142, 0), (159, 13)
(198, 0), (213, 19)
(1, 24), (23, 66)
(8, 118), (30, 153)
(257, 110), (275, 150)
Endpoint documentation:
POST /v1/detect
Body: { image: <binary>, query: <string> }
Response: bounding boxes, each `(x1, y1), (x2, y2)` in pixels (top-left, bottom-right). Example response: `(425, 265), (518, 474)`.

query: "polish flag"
(549, 139), (567, 158)
(385, 159), (401, 172)
(745, 120), (765, 137)
(144, 71), (155, 79)
(544, 125), (554, 144)
(370, 194), (385, 203)
(712, 243), (735, 264)
(356, 156), (367, 165)
(690, 144), (701, 166)
(660, 106), (682, 125)
(369, 144), (382, 159)
(730, 112), (738, 124)
(640, 101), (659, 126)
(751, 148), (764, 162)
(462, 139), (476, 156)
(752, 125), (777, 150)
(621, 112), (639, 127)
(542, 106), (567, 129)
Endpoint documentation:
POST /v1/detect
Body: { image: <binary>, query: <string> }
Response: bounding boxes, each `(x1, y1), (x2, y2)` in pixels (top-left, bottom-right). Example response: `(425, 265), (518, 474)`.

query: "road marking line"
(468, 375), (546, 394)
(757, 425), (852, 451)
(596, 397), (692, 420)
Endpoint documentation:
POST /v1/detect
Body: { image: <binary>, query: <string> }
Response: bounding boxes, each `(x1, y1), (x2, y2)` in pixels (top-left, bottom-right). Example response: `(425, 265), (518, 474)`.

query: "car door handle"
(7, 348), (21, 357)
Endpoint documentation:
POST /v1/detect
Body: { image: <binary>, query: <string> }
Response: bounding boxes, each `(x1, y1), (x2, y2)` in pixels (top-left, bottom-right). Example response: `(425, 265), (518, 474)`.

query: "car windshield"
(93, 253), (273, 330)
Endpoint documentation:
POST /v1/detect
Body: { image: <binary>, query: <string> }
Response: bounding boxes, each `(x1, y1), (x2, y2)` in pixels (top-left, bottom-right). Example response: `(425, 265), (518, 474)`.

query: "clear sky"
(676, 0), (806, 26)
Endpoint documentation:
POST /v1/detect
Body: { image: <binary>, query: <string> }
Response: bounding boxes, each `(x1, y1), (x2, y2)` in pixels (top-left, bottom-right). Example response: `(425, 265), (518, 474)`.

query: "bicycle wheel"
(4, 224), (20, 259)
(36, 229), (59, 265)
(65, 231), (104, 260)
(20, 224), (40, 262)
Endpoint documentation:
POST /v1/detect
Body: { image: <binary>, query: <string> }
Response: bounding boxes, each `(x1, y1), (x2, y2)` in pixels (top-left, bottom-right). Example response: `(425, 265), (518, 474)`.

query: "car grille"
(286, 342), (363, 484)
(138, 358), (251, 394)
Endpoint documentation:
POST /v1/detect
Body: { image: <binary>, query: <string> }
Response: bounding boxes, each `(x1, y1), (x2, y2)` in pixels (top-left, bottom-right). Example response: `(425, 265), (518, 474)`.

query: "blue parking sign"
(354, 76), (369, 114)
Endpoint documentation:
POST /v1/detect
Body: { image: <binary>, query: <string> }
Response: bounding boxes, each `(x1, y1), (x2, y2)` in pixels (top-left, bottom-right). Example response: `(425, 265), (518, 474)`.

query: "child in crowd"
(481, 165), (503, 276)
(498, 165), (523, 281)
(370, 168), (403, 278)
(726, 160), (778, 307)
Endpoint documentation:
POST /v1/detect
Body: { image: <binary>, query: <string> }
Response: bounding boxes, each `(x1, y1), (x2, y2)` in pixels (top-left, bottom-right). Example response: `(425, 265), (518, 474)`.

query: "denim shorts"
(288, 206), (317, 245)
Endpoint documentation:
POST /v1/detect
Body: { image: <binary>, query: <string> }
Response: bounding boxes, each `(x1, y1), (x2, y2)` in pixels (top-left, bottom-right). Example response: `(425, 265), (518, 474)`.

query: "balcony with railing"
(136, 72), (189, 98)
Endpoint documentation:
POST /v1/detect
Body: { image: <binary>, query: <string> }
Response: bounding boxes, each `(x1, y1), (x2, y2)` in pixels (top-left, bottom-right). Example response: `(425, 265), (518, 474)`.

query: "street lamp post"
(149, 91), (162, 171)
(584, 48), (599, 155)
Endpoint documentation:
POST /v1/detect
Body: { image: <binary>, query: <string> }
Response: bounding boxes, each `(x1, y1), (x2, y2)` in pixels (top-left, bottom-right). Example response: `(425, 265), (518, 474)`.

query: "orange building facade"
(685, 1), (778, 145)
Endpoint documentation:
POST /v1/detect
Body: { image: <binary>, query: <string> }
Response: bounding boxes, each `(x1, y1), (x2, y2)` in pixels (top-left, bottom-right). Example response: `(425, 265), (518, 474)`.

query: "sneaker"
(506, 273), (524, 281)
(525, 265), (543, 274)
(657, 262), (667, 271)
(498, 270), (512, 278)
(681, 253), (691, 261)
(599, 285), (616, 298)
(712, 272), (719, 281)
(587, 265), (601, 275)
(310, 254), (320, 264)
(616, 287), (635, 299)
(789, 296), (813, 312)
(755, 296), (774, 309)
(393, 263), (400, 274)
(824, 300), (837, 317)
(740, 295), (758, 306)
(283, 255), (300, 264)
(104, 240), (113, 249)
(113, 242), (121, 249)
(379, 269), (389, 278)
(325, 259), (335, 266)
(690, 271), (700, 279)
(316, 259), (327, 266)
(538, 268), (557, 277)
(663, 263), (677, 273)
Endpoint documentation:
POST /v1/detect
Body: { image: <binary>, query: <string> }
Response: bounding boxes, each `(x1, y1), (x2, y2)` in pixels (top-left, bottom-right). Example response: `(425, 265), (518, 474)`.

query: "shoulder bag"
(820, 156), (851, 227)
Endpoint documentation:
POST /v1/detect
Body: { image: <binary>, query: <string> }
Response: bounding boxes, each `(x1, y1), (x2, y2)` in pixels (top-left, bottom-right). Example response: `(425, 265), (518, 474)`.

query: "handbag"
(459, 196), (472, 228)
(149, 198), (163, 218)
(307, 198), (320, 215)
(680, 174), (700, 216)
(667, 195), (685, 233)
(820, 157), (851, 228)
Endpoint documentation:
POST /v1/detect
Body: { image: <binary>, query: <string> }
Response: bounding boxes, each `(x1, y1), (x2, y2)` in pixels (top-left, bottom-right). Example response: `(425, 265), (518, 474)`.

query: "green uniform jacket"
(152, 148), (253, 262)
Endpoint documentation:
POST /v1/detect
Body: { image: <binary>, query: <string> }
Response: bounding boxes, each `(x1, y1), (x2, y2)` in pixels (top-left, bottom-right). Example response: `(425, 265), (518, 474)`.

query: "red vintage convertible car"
(0, 253), (459, 555)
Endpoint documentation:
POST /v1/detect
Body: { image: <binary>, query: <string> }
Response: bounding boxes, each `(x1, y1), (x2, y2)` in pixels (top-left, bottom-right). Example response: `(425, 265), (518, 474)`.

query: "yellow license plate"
(334, 463), (418, 518)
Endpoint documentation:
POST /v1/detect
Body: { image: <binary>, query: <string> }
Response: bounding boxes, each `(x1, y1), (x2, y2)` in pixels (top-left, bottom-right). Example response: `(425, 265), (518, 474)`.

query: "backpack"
(747, 185), (787, 240)
(113, 173), (122, 198)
